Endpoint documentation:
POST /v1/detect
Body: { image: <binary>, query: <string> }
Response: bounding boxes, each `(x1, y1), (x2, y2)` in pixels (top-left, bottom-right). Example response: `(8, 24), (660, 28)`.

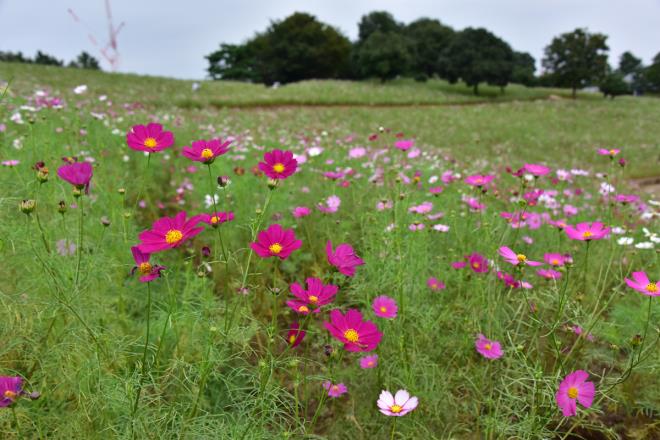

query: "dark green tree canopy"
(69, 51), (101, 70)
(404, 18), (455, 78)
(542, 28), (609, 97)
(599, 72), (631, 98)
(511, 51), (536, 86)
(353, 31), (411, 82)
(357, 11), (401, 42)
(645, 52), (660, 92)
(618, 51), (642, 76)
(33, 51), (63, 66)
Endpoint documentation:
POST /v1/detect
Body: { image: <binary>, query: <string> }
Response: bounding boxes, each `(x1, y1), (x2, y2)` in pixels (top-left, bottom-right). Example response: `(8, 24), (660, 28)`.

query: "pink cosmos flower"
(409, 201), (433, 214)
(360, 354), (379, 369)
(258, 149), (297, 180)
(624, 271), (659, 297)
(372, 295), (397, 319)
(2, 160), (19, 167)
(57, 161), (93, 192)
(250, 224), (302, 260)
(326, 241), (365, 277)
(467, 253), (489, 273)
(523, 163), (551, 176)
(130, 246), (166, 282)
(317, 195), (341, 213)
(597, 148), (620, 157)
(287, 278), (338, 315)
(537, 269), (562, 280)
(429, 186), (444, 195)
(324, 308), (383, 352)
(452, 261), (467, 270)
(564, 222), (610, 241)
(200, 211), (234, 226)
(475, 334), (503, 359)
(556, 370), (595, 417)
(544, 253), (568, 267)
(427, 277), (446, 291)
(292, 206), (311, 218)
(287, 322), (306, 347)
(323, 381), (347, 398)
(182, 138), (231, 164)
(441, 171), (459, 184)
(497, 271), (533, 289)
(377, 390), (419, 416)
(464, 197), (486, 211)
(498, 246), (542, 267)
(126, 123), (174, 152)
(394, 139), (414, 151)
(464, 174), (494, 187)
(0, 376), (23, 407)
(137, 211), (204, 254)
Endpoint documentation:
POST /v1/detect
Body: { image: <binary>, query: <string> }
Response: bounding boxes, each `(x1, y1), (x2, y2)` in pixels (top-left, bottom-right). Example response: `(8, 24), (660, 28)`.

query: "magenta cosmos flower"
(523, 163), (551, 176)
(475, 334), (503, 359)
(556, 370), (595, 417)
(498, 246), (542, 267)
(323, 381), (347, 398)
(537, 269), (562, 280)
(182, 138), (231, 164)
(360, 354), (379, 369)
(324, 308), (383, 352)
(372, 295), (398, 319)
(625, 271), (659, 297)
(286, 322), (306, 348)
(544, 253), (569, 267)
(200, 211), (234, 227)
(0, 376), (23, 407)
(286, 277), (338, 315)
(464, 174), (494, 187)
(258, 149), (297, 180)
(467, 253), (489, 273)
(250, 224), (302, 260)
(126, 123), (174, 152)
(394, 139), (414, 151)
(57, 161), (93, 192)
(564, 222), (610, 241)
(326, 241), (365, 277)
(427, 277), (446, 291)
(130, 246), (166, 282)
(137, 211), (204, 254)
(377, 390), (419, 416)
(597, 148), (620, 157)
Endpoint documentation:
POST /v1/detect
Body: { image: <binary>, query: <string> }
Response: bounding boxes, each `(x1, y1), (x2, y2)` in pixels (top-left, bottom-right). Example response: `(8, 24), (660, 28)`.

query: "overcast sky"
(1, 0), (659, 79)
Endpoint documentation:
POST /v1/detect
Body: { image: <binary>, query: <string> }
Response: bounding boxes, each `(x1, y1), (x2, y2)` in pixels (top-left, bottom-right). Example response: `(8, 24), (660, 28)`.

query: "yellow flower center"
(211, 216), (219, 224)
(380, 306), (387, 313)
(484, 343), (492, 351)
(609, 149), (616, 155)
(516, 254), (527, 263)
(344, 329), (359, 342)
(201, 148), (214, 159)
(646, 283), (658, 293)
(332, 385), (339, 392)
(273, 163), (285, 173)
(390, 405), (403, 413)
(289, 335), (296, 344)
(473, 263), (480, 269)
(568, 386), (579, 399)
(582, 231), (593, 239)
(269, 243), (283, 254)
(298, 305), (309, 313)
(431, 283), (438, 289)
(144, 137), (157, 148)
(551, 259), (559, 266)
(165, 229), (183, 244)
(4, 390), (17, 399)
(308, 295), (319, 303)
(138, 262), (152, 275)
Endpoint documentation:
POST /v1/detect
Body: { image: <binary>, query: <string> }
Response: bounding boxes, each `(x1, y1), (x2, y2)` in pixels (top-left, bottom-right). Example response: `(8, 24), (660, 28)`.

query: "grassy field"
(0, 62), (659, 439)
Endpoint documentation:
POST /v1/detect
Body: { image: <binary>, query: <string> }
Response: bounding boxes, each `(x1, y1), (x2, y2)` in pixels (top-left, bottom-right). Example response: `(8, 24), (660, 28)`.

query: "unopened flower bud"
(58, 200), (67, 214)
(267, 178), (278, 190)
(217, 176), (229, 187)
(20, 199), (36, 214)
(631, 334), (642, 347)
(118, 188), (126, 195)
(100, 216), (111, 227)
(72, 187), (82, 198)
(37, 167), (49, 183)
(323, 344), (334, 357)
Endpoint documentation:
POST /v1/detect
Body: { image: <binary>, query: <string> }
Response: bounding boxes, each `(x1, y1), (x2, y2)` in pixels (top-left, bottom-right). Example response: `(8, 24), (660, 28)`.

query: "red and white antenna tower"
(68, 0), (124, 70)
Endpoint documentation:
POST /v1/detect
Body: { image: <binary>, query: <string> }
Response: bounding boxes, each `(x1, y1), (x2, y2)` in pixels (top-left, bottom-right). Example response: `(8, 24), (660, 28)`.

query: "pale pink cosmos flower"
(564, 222), (610, 241)
(523, 163), (551, 176)
(348, 147), (366, 159)
(2, 160), (19, 167)
(377, 390), (419, 416)
(537, 269), (562, 280)
(464, 174), (494, 187)
(475, 334), (503, 359)
(372, 295), (397, 319)
(544, 253), (568, 267)
(376, 200), (393, 211)
(408, 223), (425, 231)
(318, 195), (341, 213)
(409, 201), (433, 214)
(432, 224), (449, 232)
(624, 271), (659, 296)
(597, 148), (620, 157)
(292, 206), (311, 218)
(427, 277), (445, 291)
(360, 354), (379, 369)
(498, 246), (542, 267)
(323, 381), (347, 398)
(556, 370), (595, 417)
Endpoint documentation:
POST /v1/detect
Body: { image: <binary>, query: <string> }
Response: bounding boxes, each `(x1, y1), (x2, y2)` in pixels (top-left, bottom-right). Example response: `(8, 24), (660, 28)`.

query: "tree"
(439, 28), (514, 94)
(206, 42), (262, 81)
(0, 51), (31, 63)
(542, 28), (609, 98)
(599, 72), (630, 98)
(646, 52), (660, 92)
(69, 51), (101, 70)
(33, 51), (63, 66)
(404, 18), (454, 79)
(511, 51), (536, 86)
(357, 11), (401, 42)
(353, 31), (411, 82)
(618, 51), (642, 76)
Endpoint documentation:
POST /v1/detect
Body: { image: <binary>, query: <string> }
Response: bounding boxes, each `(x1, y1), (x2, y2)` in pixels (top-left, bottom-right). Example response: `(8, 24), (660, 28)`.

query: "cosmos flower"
(137, 211), (205, 254)
(250, 224), (302, 260)
(126, 123), (174, 152)
(200, 211), (234, 227)
(130, 246), (166, 282)
(427, 277), (446, 291)
(475, 334), (503, 359)
(556, 370), (595, 417)
(372, 295), (397, 319)
(360, 354), (379, 369)
(624, 271), (659, 297)
(57, 161), (93, 193)
(537, 269), (562, 280)
(464, 174), (494, 187)
(497, 271), (533, 289)
(292, 206), (311, 218)
(597, 148), (620, 157)
(377, 390), (419, 416)
(286, 278), (338, 314)
(326, 241), (365, 277)
(182, 138), (231, 164)
(523, 163), (551, 176)
(324, 308), (382, 352)
(564, 222), (610, 241)
(286, 322), (306, 348)
(394, 139), (414, 151)
(498, 246), (542, 267)
(323, 381), (347, 398)
(544, 253), (569, 267)
(258, 149), (297, 180)
(467, 253), (489, 273)
(0, 376), (23, 407)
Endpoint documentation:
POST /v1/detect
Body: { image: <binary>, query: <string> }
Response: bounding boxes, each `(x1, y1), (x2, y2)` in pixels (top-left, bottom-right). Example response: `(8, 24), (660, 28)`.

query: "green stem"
(74, 195), (84, 287)
(390, 416), (398, 440)
(12, 406), (23, 439)
(133, 282), (153, 418)
(207, 164), (229, 270)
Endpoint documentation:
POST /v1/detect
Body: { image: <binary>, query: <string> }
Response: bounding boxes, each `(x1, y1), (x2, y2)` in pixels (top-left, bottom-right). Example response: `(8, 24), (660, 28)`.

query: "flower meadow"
(1, 68), (659, 439)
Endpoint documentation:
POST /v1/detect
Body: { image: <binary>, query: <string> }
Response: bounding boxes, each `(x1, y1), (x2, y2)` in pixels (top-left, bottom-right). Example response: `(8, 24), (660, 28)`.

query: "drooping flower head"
(556, 370), (595, 417)
(126, 123), (174, 152)
(464, 174), (495, 187)
(323, 381), (347, 398)
(182, 138), (231, 164)
(498, 246), (542, 267)
(0, 376), (23, 407)
(372, 295), (398, 319)
(287, 277), (338, 315)
(475, 334), (504, 359)
(326, 240), (365, 277)
(564, 222), (610, 241)
(258, 149), (297, 180)
(377, 390), (418, 416)
(130, 246), (166, 282)
(250, 224), (302, 260)
(200, 211), (234, 227)
(625, 271), (659, 297)
(286, 322), (306, 348)
(324, 308), (382, 352)
(57, 161), (93, 193)
(360, 354), (379, 369)
(137, 211), (204, 254)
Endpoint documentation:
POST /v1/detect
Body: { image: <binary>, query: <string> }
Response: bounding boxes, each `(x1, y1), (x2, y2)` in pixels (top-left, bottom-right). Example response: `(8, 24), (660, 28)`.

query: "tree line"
(206, 11), (660, 97)
(0, 50), (101, 70)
